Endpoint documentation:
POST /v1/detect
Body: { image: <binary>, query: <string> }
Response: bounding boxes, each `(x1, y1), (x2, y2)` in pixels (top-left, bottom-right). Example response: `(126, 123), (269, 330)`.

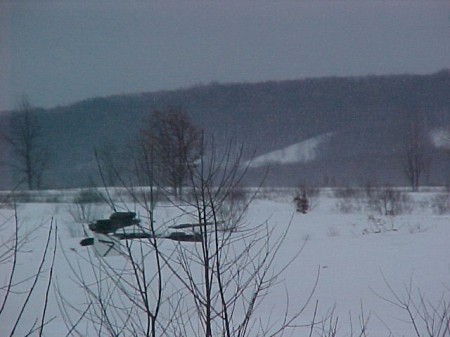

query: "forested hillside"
(1, 70), (449, 189)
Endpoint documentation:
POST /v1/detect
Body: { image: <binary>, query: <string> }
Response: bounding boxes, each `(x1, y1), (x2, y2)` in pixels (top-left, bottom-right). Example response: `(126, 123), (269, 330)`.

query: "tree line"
(1, 98), (440, 193)
(1, 70), (449, 190)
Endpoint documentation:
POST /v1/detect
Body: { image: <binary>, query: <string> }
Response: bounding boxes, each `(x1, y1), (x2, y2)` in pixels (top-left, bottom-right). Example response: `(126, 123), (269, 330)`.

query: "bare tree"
(158, 138), (313, 337)
(60, 136), (317, 337)
(3, 98), (49, 190)
(401, 112), (431, 192)
(140, 106), (201, 198)
(366, 184), (412, 216)
(0, 202), (58, 337)
(58, 146), (167, 337)
(375, 275), (450, 337)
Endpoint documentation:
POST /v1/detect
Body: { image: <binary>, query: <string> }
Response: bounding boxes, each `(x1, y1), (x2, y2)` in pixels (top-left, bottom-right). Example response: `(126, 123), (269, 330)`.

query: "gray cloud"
(1, 0), (449, 110)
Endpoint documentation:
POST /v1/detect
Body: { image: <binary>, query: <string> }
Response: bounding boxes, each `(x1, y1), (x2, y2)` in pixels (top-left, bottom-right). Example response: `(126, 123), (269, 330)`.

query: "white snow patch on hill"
(430, 127), (450, 149)
(247, 132), (333, 168)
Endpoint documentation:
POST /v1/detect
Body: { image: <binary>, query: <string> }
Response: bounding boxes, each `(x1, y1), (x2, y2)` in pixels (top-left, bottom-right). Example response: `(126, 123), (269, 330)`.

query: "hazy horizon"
(1, 0), (449, 111)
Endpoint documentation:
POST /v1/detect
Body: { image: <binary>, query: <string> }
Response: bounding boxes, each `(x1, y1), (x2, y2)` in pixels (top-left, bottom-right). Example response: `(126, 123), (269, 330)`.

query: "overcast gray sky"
(1, 0), (450, 111)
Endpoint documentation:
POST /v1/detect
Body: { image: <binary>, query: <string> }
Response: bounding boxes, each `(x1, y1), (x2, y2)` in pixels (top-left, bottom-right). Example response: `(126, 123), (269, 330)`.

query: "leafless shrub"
(444, 182), (450, 193)
(61, 137), (318, 337)
(59, 162), (164, 337)
(335, 199), (363, 213)
(67, 188), (107, 238)
(8, 191), (34, 203)
(0, 190), (69, 204)
(0, 204), (57, 336)
(430, 193), (450, 215)
(333, 187), (363, 199)
(363, 215), (398, 235)
(364, 179), (378, 199)
(294, 183), (321, 213)
(308, 302), (371, 337)
(159, 138), (321, 337)
(366, 185), (413, 216)
(257, 187), (282, 200)
(375, 276), (450, 337)
(333, 187), (365, 213)
(333, 185), (415, 216)
(130, 188), (166, 204)
(0, 201), (13, 210)
(73, 188), (104, 204)
(217, 183), (249, 230)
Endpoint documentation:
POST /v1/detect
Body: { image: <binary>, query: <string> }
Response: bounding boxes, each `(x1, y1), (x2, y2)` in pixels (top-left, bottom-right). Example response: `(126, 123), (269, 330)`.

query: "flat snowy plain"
(1, 188), (449, 336)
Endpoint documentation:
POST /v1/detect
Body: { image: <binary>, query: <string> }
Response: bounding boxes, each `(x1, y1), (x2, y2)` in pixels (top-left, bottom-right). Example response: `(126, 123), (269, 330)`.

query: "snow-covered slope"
(247, 132), (334, 168)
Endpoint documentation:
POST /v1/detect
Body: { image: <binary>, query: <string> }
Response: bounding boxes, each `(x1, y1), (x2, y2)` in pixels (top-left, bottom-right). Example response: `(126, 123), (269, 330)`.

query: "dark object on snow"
(88, 212), (140, 234)
(116, 231), (202, 243)
(294, 194), (309, 214)
(79, 231), (202, 247)
(80, 212), (205, 248)
(165, 231), (202, 242)
(169, 222), (214, 229)
(80, 237), (94, 246)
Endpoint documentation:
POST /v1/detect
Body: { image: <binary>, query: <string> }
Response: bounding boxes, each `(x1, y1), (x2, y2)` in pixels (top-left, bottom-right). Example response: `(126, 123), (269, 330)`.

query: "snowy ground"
(0, 188), (449, 336)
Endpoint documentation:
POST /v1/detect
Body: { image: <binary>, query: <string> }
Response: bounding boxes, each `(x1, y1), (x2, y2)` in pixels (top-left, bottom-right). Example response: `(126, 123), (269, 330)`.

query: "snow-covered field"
(1, 188), (449, 336)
